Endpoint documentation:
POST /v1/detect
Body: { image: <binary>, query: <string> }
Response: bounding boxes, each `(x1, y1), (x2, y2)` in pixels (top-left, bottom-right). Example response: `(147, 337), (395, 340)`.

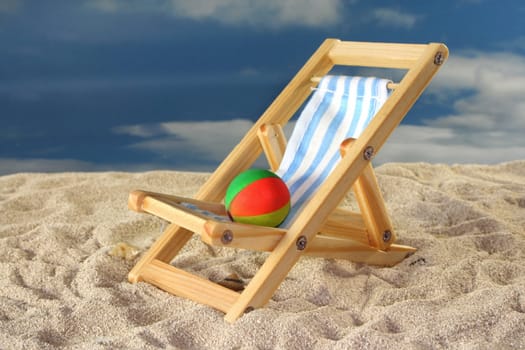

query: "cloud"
(428, 51), (525, 132)
(376, 51), (525, 165)
(114, 119), (299, 170)
(500, 36), (525, 51)
(376, 125), (525, 165)
(0, 157), (186, 175)
(428, 51), (525, 93)
(87, 0), (343, 28)
(114, 119), (255, 168)
(171, 0), (342, 27)
(0, 158), (96, 175)
(371, 8), (419, 29)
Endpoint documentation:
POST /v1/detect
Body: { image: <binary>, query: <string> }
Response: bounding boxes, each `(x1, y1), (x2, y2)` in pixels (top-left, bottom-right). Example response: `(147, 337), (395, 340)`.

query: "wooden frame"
(128, 39), (448, 322)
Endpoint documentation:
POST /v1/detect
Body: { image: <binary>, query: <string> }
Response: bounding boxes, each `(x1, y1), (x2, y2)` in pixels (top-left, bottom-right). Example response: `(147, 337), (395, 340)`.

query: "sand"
(0, 161), (524, 349)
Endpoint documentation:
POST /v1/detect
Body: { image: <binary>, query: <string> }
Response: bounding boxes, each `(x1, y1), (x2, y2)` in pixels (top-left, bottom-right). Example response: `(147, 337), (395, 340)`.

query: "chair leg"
(352, 163), (396, 250)
(128, 224), (193, 283)
(139, 259), (240, 313)
(340, 138), (396, 250)
(224, 225), (309, 322)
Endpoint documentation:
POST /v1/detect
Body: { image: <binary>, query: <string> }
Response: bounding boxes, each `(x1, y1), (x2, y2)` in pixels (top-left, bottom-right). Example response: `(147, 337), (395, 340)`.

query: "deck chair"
(128, 39), (448, 323)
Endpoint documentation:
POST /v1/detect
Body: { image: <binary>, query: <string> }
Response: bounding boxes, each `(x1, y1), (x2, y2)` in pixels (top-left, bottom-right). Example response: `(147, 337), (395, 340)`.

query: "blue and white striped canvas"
(276, 75), (391, 227)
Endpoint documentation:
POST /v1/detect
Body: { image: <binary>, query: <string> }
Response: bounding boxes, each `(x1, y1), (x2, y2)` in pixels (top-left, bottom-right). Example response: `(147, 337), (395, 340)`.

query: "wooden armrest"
(128, 190), (227, 216)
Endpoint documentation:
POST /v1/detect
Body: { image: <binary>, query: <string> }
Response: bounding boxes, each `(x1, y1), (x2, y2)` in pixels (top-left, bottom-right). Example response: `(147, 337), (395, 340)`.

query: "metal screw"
(363, 146), (375, 161)
(383, 230), (392, 242)
(296, 236), (307, 250)
(221, 230), (233, 244)
(434, 51), (445, 65)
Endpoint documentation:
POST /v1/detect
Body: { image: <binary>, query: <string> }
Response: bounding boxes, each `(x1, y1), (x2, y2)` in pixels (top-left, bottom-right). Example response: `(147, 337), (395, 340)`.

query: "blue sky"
(1, 0), (524, 175)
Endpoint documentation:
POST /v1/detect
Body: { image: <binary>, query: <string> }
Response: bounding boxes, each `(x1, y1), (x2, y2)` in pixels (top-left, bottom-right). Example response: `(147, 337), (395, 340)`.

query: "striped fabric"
(276, 75), (391, 227)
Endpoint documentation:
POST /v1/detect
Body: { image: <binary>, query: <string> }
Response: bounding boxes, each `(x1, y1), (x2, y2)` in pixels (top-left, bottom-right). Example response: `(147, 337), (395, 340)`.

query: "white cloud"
(87, 0), (342, 28)
(0, 157), (187, 175)
(500, 36), (525, 51)
(428, 51), (525, 133)
(114, 119), (298, 170)
(376, 51), (525, 165)
(170, 0), (342, 27)
(115, 119), (255, 165)
(428, 52), (525, 93)
(371, 8), (419, 29)
(376, 125), (525, 165)
(0, 158), (95, 175)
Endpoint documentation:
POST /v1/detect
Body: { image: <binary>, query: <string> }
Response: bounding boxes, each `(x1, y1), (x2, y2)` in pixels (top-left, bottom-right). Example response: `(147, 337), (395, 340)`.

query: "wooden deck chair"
(128, 39), (448, 323)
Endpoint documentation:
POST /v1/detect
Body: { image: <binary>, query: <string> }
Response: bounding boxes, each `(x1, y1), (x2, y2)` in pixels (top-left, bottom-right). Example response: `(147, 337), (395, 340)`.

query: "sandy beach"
(1, 161), (524, 349)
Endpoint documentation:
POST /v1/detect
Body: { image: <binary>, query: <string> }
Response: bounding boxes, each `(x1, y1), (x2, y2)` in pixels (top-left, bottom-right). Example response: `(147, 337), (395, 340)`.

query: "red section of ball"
(229, 177), (290, 217)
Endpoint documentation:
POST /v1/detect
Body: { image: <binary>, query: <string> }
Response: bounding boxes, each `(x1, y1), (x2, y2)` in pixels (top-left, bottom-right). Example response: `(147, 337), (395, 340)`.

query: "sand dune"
(1, 162), (524, 349)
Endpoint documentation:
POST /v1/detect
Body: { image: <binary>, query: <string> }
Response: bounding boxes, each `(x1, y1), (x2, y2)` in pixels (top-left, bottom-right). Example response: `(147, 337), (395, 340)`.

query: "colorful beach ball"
(225, 169), (291, 227)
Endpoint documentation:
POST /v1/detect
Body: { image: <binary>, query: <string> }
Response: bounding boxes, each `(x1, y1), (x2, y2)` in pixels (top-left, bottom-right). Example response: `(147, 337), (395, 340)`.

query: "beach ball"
(225, 169), (290, 227)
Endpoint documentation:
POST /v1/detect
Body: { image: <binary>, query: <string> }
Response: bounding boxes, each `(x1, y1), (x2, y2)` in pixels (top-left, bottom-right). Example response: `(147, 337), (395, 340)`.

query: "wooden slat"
(329, 41), (428, 69)
(129, 190), (226, 216)
(141, 259), (239, 313)
(203, 220), (286, 250)
(311, 76), (398, 90)
(140, 196), (209, 234)
(306, 237), (416, 266)
(205, 219), (375, 258)
(320, 208), (369, 245)
(257, 124), (287, 171)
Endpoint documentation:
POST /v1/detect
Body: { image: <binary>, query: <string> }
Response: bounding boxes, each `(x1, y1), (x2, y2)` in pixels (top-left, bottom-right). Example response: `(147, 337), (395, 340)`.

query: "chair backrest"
(276, 75), (391, 227)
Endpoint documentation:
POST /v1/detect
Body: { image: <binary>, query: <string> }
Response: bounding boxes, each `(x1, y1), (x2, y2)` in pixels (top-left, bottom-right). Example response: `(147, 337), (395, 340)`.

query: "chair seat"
(276, 75), (392, 227)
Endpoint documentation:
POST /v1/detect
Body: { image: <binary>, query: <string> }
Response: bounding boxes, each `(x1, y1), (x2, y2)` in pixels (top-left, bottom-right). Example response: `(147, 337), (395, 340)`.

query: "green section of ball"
(224, 168), (279, 209)
(232, 202), (291, 227)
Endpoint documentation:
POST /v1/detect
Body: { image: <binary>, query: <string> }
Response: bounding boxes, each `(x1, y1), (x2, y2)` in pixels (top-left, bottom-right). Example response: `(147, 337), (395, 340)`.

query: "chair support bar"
(310, 76), (398, 90)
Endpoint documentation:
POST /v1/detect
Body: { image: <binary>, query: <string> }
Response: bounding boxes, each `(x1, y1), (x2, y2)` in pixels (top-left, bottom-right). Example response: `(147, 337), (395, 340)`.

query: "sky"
(1, 0), (524, 175)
